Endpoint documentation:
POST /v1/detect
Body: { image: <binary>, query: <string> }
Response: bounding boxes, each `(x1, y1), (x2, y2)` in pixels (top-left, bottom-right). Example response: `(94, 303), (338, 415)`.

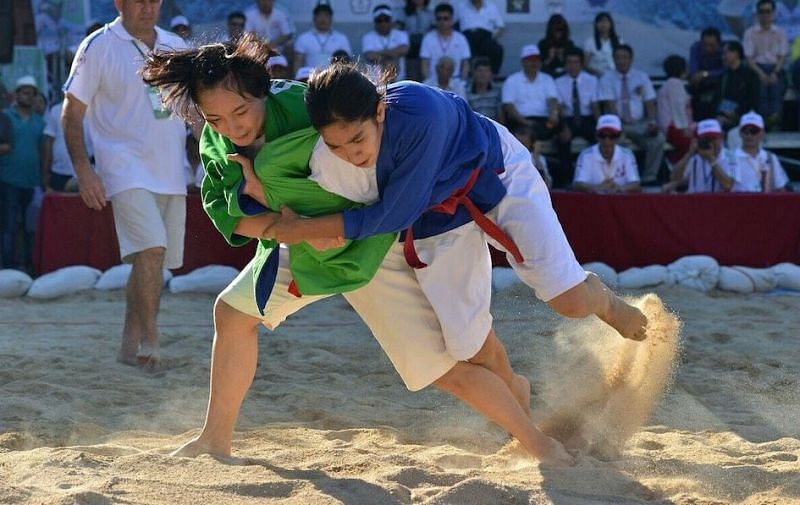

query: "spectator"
(573, 114), (640, 194)
(664, 119), (736, 193)
(396, 0), (434, 81)
(423, 56), (467, 98)
(362, 5), (410, 80)
(732, 111), (791, 191)
(42, 99), (94, 192)
(538, 14), (576, 78)
(554, 47), (600, 188)
(583, 12), (622, 77)
(792, 35), (800, 126)
(420, 3), (471, 81)
(244, 0), (294, 55)
(293, 4), (351, 71)
(743, 0), (789, 129)
(510, 123), (553, 189)
(502, 44), (560, 141)
(455, 0), (504, 75)
(657, 54), (694, 164)
(714, 40), (760, 131)
(0, 76), (45, 271)
(226, 11), (246, 42)
(598, 44), (665, 184)
(62, 1), (189, 367)
(330, 49), (351, 64)
(295, 66), (313, 83)
(267, 54), (292, 79)
(466, 56), (502, 121)
(170, 15), (192, 42)
(688, 27), (724, 120)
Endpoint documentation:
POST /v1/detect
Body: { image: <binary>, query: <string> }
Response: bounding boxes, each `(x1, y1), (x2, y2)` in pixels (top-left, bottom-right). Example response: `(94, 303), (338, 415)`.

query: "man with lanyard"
(732, 111), (791, 192)
(361, 5), (410, 80)
(419, 3), (471, 82)
(293, 3), (352, 70)
(62, 0), (189, 367)
(665, 119), (737, 193)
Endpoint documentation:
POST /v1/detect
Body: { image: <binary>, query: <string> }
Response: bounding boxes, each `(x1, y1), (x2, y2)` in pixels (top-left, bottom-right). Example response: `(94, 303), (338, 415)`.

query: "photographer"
(663, 119), (737, 193)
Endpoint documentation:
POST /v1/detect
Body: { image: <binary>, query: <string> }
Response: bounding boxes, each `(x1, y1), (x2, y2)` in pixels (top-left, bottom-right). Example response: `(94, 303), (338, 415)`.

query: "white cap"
(268, 55), (289, 68)
(739, 111), (765, 130)
(520, 44), (541, 59)
(170, 15), (190, 28)
(596, 114), (622, 133)
(15, 75), (38, 92)
(373, 5), (393, 19)
(295, 66), (312, 81)
(696, 119), (722, 138)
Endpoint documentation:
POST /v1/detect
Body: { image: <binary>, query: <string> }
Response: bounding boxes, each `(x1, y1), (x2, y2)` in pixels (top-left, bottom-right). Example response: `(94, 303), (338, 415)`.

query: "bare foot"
(137, 342), (161, 369)
(116, 351), (139, 367)
(511, 374), (532, 416)
(536, 436), (576, 467)
(171, 437), (230, 459)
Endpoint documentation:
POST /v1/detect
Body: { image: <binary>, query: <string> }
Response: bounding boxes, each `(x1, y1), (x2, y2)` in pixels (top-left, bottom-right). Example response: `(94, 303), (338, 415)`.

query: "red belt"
(403, 168), (523, 269)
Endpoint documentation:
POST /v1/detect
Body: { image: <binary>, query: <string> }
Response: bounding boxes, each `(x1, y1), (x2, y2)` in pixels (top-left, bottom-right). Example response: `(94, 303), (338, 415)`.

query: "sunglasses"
(758, 8), (773, 14)
(740, 126), (762, 135)
(375, 16), (391, 23)
(597, 132), (621, 140)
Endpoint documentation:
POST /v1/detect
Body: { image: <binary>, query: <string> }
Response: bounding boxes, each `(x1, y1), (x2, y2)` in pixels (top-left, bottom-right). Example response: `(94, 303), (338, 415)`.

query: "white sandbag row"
(0, 264), (239, 299)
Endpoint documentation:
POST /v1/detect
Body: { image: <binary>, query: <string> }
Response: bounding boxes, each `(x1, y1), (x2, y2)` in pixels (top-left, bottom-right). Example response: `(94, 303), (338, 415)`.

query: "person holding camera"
(663, 119), (737, 193)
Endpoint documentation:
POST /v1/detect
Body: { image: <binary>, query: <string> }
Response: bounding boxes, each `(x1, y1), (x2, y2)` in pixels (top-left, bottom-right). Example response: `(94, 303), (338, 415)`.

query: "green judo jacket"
(199, 80), (396, 313)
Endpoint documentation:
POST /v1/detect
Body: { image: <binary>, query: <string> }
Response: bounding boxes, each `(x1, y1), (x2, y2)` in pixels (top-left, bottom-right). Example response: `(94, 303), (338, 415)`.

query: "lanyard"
(437, 34), (452, 55)
(313, 31), (332, 52)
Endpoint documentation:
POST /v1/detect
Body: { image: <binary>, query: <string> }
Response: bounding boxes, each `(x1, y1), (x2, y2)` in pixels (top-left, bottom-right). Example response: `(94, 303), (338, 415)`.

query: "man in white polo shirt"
(732, 111), (790, 192)
(62, 0), (188, 367)
(573, 114), (640, 193)
(293, 3), (352, 71)
(244, 0), (294, 55)
(502, 44), (560, 141)
(665, 119), (737, 193)
(455, 0), (505, 74)
(362, 4), (410, 80)
(420, 3), (471, 81)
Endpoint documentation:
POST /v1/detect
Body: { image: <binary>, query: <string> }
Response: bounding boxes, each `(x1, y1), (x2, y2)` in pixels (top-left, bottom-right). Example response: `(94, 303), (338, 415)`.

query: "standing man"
(293, 3), (352, 70)
(362, 5), (410, 80)
(420, 3), (471, 81)
(62, 0), (188, 367)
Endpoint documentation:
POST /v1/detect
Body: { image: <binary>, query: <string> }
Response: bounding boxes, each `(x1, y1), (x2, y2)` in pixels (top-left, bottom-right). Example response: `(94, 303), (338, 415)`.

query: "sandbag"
(94, 264), (174, 290)
(582, 262), (618, 289)
(618, 265), (669, 289)
(491, 267), (521, 292)
(667, 255), (719, 292)
(718, 266), (777, 293)
(168, 265), (239, 294)
(27, 266), (102, 300)
(0, 269), (33, 298)
(771, 263), (800, 291)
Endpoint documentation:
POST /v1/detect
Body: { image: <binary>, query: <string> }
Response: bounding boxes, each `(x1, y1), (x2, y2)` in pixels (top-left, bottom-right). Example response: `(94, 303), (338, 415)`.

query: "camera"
(698, 138), (712, 150)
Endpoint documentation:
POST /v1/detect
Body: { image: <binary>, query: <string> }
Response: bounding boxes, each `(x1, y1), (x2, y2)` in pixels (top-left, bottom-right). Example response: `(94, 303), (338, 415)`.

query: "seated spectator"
(244, 0), (294, 56)
(538, 14), (576, 78)
(689, 27), (724, 120)
(293, 3), (352, 71)
(792, 35), (800, 127)
(170, 15), (192, 43)
(226, 11), (246, 43)
(731, 111), (791, 191)
(743, 0), (789, 129)
(362, 5), (410, 80)
(583, 12), (622, 77)
(664, 119), (736, 193)
(396, 0), (434, 81)
(268, 55), (292, 79)
(466, 56), (503, 122)
(502, 44), (560, 141)
(510, 124), (553, 189)
(330, 49), (351, 64)
(573, 114), (640, 194)
(554, 47), (600, 188)
(455, 0), (504, 74)
(657, 54), (694, 164)
(420, 3), (471, 81)
(598, 44), (665, 184)
(714, 40), (760, 132)
(424, 56), (467, 98)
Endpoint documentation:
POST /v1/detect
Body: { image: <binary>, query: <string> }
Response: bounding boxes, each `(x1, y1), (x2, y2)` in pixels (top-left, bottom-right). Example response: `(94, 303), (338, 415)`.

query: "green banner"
(0, 46), (48, 94)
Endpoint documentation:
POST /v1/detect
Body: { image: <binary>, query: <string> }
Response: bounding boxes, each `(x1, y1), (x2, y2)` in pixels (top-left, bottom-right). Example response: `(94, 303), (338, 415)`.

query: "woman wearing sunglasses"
(573, 114), (641, 194)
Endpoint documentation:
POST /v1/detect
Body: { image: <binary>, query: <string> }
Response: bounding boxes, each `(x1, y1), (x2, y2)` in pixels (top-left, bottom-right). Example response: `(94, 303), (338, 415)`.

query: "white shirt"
(419, 30), (471, 78)
(731, 148), (789, 192)
(597, 68), (656, 123)
(294, 29), (352, 69)
(423, 76), (467, 99)
(501, 71), (558, 117)
(64, 18), (187, 198)
(574, 144), (639, 187)
(362, 29), (410, 80)
(555, 71), (598, 116)
(583, 36), (621, 76)
(244, 5), (294, 50)
(44, 102), (93, 177)
(456, 0), (504, 32)
(681, 150), (738, 193)
(309, 138), (378, 205)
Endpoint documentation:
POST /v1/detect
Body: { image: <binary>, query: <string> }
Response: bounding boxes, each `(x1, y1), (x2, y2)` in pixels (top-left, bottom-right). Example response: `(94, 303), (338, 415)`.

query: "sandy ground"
(1, 282), (799, 505)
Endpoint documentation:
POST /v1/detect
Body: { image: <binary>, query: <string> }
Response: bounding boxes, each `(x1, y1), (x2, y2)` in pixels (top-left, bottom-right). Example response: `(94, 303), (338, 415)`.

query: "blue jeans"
(756, 63), (786, 124)
(0, 182), (34, 270)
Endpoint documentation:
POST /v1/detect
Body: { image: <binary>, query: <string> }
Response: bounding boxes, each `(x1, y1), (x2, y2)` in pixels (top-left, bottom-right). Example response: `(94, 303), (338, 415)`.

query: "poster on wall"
(0, 46), (48, 94)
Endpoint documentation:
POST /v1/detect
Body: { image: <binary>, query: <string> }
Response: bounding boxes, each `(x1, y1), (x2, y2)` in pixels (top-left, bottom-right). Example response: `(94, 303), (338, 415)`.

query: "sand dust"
(1, 284), (799, 504)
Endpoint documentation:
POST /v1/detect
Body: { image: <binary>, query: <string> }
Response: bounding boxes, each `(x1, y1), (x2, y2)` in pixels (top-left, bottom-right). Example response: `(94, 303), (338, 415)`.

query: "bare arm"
(264, 206), (345, 244)
(63, 93), (106, 209)
(420, 58), (431, 80)
(670, 143), (696, 183)
(460, 59), (470, 81)
(502, 103), (532, 127)
(711, 160), (735, 191)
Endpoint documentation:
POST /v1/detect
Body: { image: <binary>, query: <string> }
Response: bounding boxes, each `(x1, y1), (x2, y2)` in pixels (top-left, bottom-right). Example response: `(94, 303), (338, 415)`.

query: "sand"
(1, 283), (799, 504)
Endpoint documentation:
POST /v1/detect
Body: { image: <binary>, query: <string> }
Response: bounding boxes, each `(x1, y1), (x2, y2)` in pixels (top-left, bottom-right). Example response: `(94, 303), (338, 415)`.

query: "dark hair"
(663, 54), (686, 78)
(86, 22), (103, 37)
(434, 3), (453, 16)
(724, 40), (744, 60)
(545, 14), (570, 44)
(141, 33), (277, 121)
(565, 47), (584, 63)
(305, 63), (388, 129)
(227, 11), (246, 23)
(757, 0), (776, 10)
(613, 43), (633, 59)
(331, 49), (351, 64)
(700, 26), (721, 43)
(593, 12), (620, 51)
(313, 4), (333, 17)
(472, 55), (491, 70)
(404, 0), (429, 17)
